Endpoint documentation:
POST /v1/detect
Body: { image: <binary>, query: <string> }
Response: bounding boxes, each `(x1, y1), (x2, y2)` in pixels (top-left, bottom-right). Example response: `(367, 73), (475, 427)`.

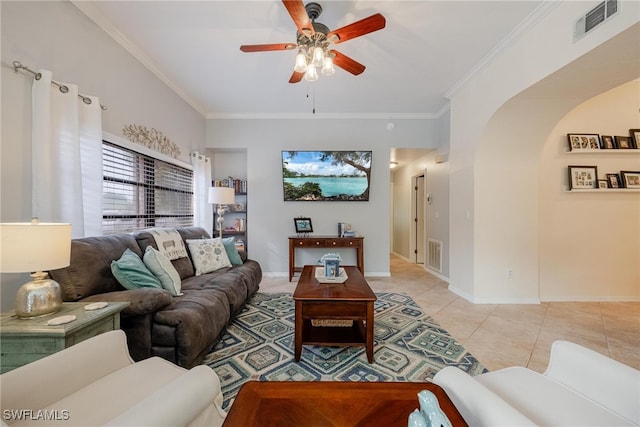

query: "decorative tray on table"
(315, 267), (348, 284)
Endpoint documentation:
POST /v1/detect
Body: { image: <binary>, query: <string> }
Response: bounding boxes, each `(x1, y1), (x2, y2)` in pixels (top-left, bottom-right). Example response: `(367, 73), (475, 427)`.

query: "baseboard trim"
(541, 296), (640, 302)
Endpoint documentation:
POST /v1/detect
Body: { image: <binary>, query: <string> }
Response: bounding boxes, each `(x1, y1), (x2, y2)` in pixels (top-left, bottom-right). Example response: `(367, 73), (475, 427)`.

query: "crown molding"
(444, 0), (559, 100)
(72, 1), (208, 118)
(205, 111), (443, 120)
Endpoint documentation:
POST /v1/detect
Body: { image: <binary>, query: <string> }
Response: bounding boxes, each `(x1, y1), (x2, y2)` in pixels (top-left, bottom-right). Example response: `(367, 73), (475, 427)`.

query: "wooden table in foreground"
(293, 265), (376, 363)
(223, 381), (468, 427)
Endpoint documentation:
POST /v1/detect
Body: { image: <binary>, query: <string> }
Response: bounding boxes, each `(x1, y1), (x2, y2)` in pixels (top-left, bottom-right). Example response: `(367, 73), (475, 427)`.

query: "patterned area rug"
(204, 292), (487, 409)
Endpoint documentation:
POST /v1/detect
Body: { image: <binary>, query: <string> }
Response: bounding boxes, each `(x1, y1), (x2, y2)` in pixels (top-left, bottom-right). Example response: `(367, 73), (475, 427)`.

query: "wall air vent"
(574, 0), (618, 41)
(427, 239), (442, 273)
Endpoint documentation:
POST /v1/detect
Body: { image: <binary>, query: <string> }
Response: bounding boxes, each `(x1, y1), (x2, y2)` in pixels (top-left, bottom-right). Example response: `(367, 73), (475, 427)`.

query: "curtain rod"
(13, 61), (107, 111)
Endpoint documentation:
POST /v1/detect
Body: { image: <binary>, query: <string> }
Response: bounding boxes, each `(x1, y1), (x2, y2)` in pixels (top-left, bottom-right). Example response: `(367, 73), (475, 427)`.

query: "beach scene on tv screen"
(282, 151), (372, 201)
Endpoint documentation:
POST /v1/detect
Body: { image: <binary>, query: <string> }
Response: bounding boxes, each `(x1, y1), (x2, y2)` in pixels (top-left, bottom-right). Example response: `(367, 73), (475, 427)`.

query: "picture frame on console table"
(568, 165), (598, 190)
(294, 217), (313, 233)
(620, 171), (640, 189)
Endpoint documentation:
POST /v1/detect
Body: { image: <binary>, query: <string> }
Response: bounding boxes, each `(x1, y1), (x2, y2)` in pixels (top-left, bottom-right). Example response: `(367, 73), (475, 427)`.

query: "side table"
(0, 301), (129, 373)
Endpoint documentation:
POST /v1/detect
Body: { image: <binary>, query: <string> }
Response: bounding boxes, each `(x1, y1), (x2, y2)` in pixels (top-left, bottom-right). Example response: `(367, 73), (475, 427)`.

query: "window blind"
(102, 141), (193, 234)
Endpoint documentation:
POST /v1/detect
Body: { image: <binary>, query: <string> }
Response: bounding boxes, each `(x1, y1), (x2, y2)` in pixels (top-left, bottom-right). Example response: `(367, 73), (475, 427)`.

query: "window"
(102, 141), (193, 234)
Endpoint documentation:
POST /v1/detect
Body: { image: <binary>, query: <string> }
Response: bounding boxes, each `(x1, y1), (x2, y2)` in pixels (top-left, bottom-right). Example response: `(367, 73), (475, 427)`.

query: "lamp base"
(15, 272), (63, 319)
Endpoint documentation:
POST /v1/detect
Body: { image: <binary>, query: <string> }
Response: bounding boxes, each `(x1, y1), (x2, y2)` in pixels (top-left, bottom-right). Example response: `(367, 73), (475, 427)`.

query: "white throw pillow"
(143, 246), (183, 296)
(186, 238), (232, 275)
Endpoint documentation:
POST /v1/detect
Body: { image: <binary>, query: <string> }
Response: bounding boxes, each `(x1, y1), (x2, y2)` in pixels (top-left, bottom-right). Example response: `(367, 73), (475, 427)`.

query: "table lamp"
(208, 187), (235, 238)
(0, 218), (71, 318)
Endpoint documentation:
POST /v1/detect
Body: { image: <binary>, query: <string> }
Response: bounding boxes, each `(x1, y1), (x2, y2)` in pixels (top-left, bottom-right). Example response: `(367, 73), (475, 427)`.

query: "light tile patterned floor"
(260, 255), (640, 373)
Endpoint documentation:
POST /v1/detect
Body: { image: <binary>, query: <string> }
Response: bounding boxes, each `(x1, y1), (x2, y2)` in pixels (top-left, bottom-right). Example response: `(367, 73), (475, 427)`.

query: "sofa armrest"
(1, 330), (133, 414)
(432, 366), (537, 427)
(104, 365), (226, 427)
(544, 340), (640, 424)
(81, 288), (173, 317)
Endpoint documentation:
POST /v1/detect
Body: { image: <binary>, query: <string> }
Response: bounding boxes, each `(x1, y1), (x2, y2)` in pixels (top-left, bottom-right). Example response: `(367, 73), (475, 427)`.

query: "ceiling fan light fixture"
(311, 46), (325, 67)
(304, 65), (319, 82)
(321, 56), (335, 76)
(294, 48), (308, 73)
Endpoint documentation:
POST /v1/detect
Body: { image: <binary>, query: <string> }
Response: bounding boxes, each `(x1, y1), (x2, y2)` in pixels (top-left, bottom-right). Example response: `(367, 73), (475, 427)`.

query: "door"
(414, 174), (425, 264)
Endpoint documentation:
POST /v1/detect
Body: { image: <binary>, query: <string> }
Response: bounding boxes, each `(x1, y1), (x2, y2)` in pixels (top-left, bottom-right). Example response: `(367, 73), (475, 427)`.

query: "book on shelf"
(212, 177), (247, 193)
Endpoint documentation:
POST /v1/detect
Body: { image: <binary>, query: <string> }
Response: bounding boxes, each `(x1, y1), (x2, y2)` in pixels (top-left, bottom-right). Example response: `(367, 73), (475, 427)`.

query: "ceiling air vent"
(574, 0), (619, 41)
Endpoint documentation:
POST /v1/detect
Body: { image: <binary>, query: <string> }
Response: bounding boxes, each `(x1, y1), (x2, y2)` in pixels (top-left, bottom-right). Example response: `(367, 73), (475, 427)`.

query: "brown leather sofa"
(49, 227), (262, 368)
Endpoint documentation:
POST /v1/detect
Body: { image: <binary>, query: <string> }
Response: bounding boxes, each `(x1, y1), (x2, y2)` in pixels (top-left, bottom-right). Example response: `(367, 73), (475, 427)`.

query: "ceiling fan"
(240, 0), (386, 83)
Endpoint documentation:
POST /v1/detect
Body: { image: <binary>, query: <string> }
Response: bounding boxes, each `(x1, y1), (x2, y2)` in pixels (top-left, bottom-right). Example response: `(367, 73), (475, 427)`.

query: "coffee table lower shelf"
(301, 319), (366, 347)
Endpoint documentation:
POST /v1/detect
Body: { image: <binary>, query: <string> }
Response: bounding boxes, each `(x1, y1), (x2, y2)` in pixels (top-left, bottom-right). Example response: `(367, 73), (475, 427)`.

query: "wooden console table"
(288, 235), (364, 281)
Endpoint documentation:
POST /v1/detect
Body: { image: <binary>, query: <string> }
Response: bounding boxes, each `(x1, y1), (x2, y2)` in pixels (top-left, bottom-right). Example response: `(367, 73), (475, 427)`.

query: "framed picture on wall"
(600, 135), (616, 149)
(606, 173), (621, 188)
(620, 171), (640, 189)
(568, 165), (598, 190)
(629, 129), (640, 148)
(614, 136), (634, 149)
(567, 134), (600, 151)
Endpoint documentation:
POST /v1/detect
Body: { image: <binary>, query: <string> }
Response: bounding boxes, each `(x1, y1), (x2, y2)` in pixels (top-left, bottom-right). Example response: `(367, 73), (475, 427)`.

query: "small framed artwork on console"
(620, 171), (640, 189)
(568, 165), (598, 190)
(294, 217), (313, 233)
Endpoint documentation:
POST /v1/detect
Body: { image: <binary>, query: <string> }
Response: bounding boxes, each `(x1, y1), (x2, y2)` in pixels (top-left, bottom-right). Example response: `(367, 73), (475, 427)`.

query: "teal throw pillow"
(222, 237), (243, 266)
(143, 246), (183, 296)
(111, 248), (162, 290)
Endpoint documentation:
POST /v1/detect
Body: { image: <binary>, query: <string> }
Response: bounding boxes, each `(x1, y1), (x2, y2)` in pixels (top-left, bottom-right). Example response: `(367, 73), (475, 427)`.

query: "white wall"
(205, 118), (438, 276)
(449, 2), (640, 302)
(539, 79), (640, 301)
(1, 1), (206, 310)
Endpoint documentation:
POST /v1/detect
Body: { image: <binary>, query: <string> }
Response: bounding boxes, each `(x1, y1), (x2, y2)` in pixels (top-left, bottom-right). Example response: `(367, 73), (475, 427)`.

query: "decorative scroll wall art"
(122, 124), (181, 158)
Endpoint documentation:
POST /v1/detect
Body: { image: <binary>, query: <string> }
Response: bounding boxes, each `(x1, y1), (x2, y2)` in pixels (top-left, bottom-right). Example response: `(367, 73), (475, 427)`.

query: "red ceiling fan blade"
(289, 71), (304, 84)
(282, 0), (314, 37)
(240, 43), (296, 52)
(327, 13), (386, 44)
(331, 50), (365, 75)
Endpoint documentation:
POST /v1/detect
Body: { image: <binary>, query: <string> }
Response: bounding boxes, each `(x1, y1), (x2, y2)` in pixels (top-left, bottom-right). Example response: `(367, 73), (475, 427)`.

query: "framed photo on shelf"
(606, 173), (621, 188)
(629, 129), (640, 148)
(600, 135), (616, 149)
(233, 203), (245, 212)
(294, 217), (313, 233)
(614, 136), (634, 149)
(620, 171), (640, 189)
(598, 180), (608, 189)
(568, 165), (598, 190)
(567, 134), (600, 151)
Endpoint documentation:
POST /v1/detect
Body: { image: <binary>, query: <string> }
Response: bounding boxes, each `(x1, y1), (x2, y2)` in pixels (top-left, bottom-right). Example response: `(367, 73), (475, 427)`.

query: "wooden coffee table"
(223, 381), (468, 426)
(293, 265), (376, 362)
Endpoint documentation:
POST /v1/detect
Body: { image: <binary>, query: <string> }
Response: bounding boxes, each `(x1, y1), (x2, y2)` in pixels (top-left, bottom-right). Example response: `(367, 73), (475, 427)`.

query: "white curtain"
(191, 152), (213, 236)
(32, 70), (103, 238)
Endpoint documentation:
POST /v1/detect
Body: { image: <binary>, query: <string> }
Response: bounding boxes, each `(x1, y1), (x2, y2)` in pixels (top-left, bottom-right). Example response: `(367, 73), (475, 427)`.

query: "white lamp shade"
(0, 222), (72, 273)
(208, 187), (235, 205)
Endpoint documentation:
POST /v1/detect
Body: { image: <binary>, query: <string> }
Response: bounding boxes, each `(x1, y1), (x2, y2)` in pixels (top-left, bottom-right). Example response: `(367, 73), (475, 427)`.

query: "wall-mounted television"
(282, 151), (372, 201)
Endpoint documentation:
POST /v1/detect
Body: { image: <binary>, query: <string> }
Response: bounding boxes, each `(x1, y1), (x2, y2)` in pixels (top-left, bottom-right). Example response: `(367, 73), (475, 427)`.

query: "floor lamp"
(208, 187), (235, 238)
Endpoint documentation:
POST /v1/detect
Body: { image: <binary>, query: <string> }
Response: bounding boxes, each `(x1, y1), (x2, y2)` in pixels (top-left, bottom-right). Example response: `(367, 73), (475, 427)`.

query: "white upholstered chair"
(0, 330), (226, 427)
(433, 340), (640, 426)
